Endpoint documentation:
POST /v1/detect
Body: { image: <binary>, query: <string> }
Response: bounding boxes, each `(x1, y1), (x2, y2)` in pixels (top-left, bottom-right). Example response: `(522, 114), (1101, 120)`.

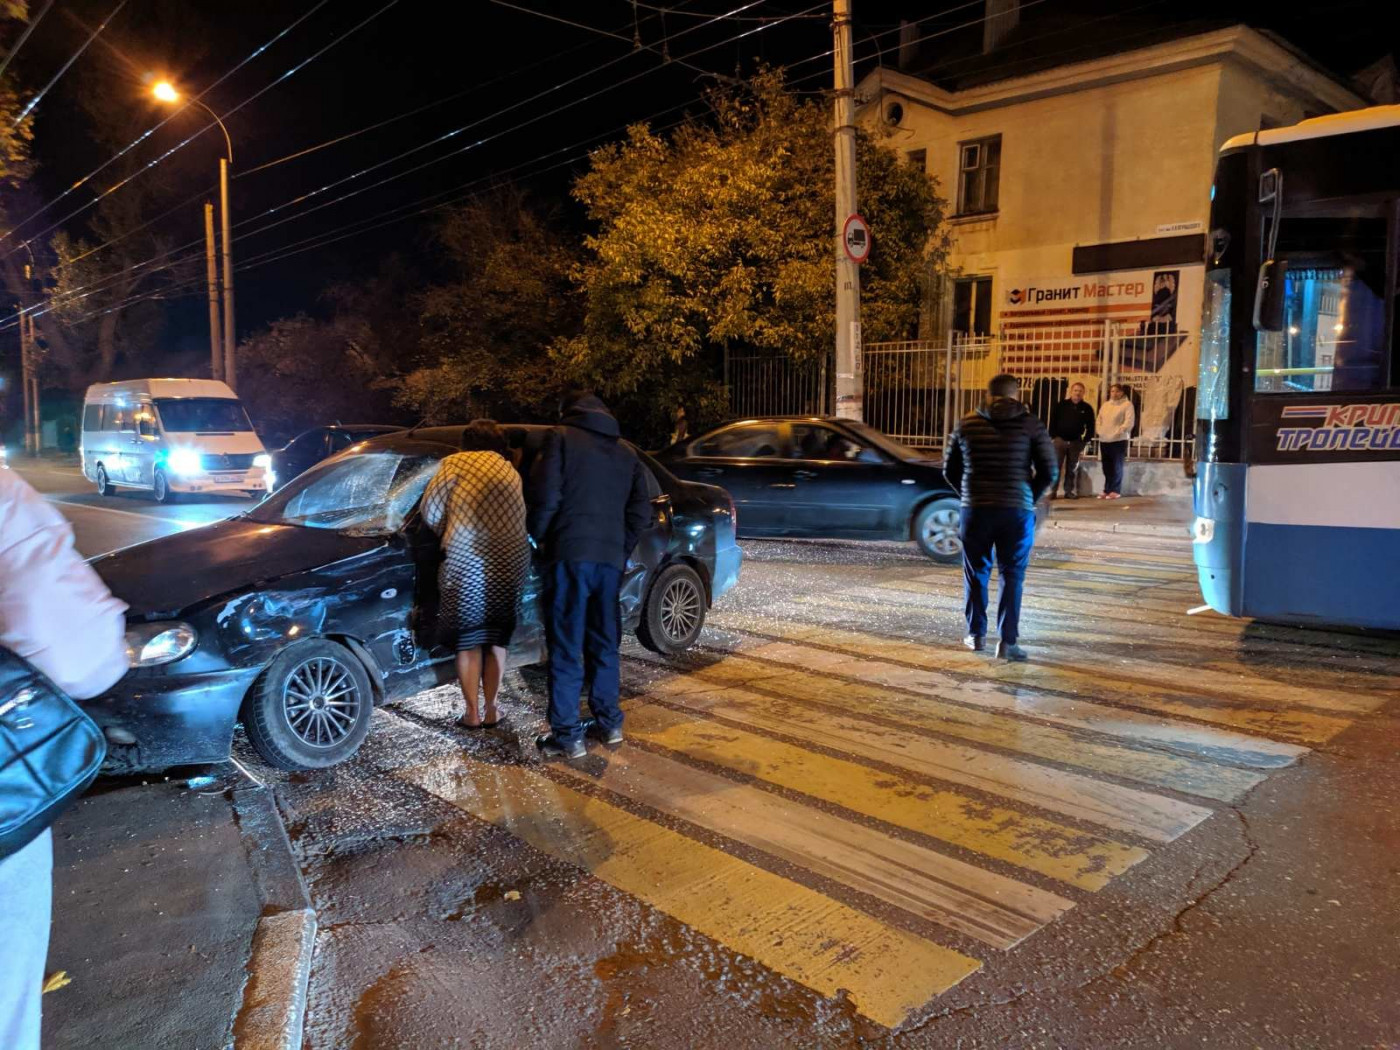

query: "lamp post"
(153, 80), (236, 391)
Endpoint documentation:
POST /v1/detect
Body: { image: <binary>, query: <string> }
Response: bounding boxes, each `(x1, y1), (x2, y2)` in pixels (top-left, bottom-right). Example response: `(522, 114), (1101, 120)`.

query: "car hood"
(93, 516), (387, 619)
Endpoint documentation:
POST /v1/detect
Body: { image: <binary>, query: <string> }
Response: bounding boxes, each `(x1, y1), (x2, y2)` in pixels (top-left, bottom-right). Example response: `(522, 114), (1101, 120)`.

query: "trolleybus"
(1193, 106), (1400, 630)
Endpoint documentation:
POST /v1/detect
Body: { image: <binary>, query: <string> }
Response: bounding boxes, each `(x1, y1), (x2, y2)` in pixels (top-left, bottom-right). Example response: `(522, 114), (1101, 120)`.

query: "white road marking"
(45, 497), (205, 530)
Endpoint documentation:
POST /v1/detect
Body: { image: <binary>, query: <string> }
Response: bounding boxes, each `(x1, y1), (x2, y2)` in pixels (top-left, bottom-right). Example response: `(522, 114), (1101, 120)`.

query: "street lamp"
(152, 79), (236, 390)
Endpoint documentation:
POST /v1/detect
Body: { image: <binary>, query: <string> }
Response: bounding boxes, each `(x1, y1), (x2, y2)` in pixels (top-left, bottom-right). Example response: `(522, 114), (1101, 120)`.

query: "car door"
(669, 422), (791, 534)
(131, 401), (160, 488)
(109, 404), (138, 484)
(786, 424), (903, 537)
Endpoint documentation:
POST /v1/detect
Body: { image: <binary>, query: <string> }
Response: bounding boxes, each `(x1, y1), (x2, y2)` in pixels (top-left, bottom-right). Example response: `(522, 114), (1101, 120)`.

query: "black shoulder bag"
(0, 648), (107, 859)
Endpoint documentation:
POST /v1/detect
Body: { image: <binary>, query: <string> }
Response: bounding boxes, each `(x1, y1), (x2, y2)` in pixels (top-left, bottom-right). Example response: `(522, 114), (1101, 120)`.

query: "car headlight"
(166, 449), (203, 476)
(253, 453), (271, 469)
(125, 622), (198, 667)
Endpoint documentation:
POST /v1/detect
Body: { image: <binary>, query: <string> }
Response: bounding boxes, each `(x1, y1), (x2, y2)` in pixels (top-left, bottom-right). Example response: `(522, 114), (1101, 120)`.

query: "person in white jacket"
(1095, 383), (1136, 499)
(0, 468), (128, 1050)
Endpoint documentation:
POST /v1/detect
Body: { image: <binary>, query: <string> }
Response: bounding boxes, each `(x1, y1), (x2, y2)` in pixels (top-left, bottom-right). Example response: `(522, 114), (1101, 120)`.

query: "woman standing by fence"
(1096, 383), (1135, 499)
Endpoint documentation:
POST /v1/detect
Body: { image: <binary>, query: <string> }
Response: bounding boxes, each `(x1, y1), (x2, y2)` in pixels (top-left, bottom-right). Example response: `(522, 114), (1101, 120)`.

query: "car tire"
(915, 498), (963, 564)
(242, 639), (374, 771)
(636, 562), (706, 655)
(152, 468), (176, 504)
(95, 463), (115, 497)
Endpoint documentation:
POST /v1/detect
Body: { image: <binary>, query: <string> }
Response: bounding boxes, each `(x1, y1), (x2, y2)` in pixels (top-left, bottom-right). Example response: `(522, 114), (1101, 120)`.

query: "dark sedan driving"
(85, 425), (741, 773)
(657, 416), (963, 562)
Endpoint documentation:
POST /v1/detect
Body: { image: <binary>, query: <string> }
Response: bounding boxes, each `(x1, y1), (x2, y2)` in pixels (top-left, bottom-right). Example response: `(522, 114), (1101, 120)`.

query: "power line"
(226, 0), (770, 240)
(9, 1), (793, 323)
(487, 0), (733, 82)
(12, 0), (127, 128)
(63, 1), (698, 272)
(16, 0), (403, 254)
(0, 0), (57, 83)
(0, 0), (336, 249)
(23, 0), (1044, 329)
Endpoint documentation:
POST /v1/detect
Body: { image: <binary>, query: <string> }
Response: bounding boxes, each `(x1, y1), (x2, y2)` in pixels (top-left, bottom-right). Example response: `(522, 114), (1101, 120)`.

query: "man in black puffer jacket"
(528, 392), (652, 758)
(943, 374), (1057, 661)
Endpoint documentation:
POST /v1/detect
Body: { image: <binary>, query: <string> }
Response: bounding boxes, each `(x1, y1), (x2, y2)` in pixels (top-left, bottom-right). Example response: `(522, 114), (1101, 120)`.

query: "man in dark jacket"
(943, 374), (1057, 662)
(528, 392), (653, 759)
(1048, 382), (1095, 498)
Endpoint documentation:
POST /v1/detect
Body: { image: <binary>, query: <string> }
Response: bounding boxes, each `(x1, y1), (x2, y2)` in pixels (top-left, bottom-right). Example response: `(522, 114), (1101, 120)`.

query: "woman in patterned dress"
(421, 420), (531, 728)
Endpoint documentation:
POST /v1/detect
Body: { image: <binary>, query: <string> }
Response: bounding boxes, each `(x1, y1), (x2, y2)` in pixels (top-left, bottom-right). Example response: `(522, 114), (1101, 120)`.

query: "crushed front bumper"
(82, 666), (261, 772)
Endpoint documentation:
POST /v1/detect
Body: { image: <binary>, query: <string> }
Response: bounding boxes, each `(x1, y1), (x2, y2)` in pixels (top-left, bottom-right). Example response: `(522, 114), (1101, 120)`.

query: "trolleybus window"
(1254, 212), (1389, 394)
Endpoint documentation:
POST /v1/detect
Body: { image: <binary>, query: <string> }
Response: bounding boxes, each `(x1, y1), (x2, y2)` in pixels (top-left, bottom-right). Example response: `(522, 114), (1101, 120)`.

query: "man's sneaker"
(535, 734), (587, 760)
(581, 718), (624, 745)
(963, 634), (985, 652)
(996, 641), (1029, 662)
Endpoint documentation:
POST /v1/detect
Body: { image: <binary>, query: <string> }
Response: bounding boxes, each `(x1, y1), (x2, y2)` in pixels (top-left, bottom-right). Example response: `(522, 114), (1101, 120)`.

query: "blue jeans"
(545, 561), (623, 746)
(0, 830), (51, 1050)
(960, 507), (1037, 645)
(1100, 440), (1129, 495)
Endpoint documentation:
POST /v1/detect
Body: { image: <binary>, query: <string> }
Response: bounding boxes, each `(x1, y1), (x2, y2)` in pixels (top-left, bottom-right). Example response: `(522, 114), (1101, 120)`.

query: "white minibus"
(81, 378), (269, 502)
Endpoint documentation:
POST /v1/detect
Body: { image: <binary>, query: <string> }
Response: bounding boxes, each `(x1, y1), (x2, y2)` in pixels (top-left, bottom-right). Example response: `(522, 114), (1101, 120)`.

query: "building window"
(952, 276), (994, 337)
(906, 148), (926, 171)
(957, 135), (1001, 215)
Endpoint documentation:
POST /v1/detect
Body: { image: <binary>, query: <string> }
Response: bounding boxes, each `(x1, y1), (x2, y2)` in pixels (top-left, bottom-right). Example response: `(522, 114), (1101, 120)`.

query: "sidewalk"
(44, 775), (314, 1050)
(1043, 492), (1193, 539)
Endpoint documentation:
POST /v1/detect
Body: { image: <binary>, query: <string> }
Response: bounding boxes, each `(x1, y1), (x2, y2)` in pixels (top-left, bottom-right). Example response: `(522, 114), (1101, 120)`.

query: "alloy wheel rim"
(924, 508), (962, 556)
(659, 577), (702, 642)
(282, 656), (361, 748)
(154, 472), (167, 500)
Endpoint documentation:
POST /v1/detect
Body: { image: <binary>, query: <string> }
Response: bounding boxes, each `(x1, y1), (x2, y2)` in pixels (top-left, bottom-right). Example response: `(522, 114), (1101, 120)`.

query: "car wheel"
(95, 463), (114, 496)
(636, 563), (706, 654)
(915, 498), (963, 564)
(152, 468), (176, 504)
(242, 639), (374, 771)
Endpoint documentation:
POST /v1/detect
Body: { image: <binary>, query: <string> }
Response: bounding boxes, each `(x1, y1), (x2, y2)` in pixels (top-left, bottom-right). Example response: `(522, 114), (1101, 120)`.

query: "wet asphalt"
(255, 530), (1400, 1049)
(24, 463), (1398, 1048)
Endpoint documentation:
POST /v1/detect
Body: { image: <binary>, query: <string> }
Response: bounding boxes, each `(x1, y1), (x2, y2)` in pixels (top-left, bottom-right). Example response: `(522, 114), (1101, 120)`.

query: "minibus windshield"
(155, 398), (254, 433)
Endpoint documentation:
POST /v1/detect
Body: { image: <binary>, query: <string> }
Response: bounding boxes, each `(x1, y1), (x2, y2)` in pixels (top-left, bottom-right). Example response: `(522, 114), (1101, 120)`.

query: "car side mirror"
(651, 493), (672, 527)
(1253, 258), (1287, 333)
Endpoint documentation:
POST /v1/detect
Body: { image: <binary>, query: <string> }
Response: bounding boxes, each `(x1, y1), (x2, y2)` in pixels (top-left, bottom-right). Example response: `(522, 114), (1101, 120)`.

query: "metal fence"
(727, 322), (1196, 461)
(726, 353), (829, 419)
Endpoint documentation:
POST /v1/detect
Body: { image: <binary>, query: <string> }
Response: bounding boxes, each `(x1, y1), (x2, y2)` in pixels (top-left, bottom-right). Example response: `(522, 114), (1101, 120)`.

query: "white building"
(854, 20), (1366, 449)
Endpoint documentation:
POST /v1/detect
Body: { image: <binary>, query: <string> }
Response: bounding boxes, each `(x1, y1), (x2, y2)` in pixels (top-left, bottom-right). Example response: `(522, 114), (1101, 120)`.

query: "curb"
(231, 785), (317, 1050)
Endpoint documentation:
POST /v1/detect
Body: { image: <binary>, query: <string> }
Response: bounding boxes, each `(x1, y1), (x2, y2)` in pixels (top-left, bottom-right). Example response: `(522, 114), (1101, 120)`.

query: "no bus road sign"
(843, 214), (871, 264)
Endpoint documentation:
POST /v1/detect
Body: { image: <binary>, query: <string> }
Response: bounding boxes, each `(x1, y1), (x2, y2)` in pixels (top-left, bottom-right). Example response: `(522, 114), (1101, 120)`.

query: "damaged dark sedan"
(86, 425), (742, 773)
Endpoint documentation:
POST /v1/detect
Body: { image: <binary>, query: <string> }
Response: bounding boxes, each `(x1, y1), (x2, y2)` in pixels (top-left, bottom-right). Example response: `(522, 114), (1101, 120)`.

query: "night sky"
(5, 0), (1397, 357)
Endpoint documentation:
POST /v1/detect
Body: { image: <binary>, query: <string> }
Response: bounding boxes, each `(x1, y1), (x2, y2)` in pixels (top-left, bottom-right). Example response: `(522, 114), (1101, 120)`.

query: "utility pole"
(204, 201), (223, 381)
(19, 311), (32, 454)
(219, 157), (236, 391)
(832, 0), (862, 420)
(19, 262), (38, 454)
(28, 314), (40, 453)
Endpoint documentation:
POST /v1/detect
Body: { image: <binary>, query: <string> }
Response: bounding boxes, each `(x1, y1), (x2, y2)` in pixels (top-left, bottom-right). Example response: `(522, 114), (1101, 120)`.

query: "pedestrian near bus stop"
(1049, 382), (1095, 498)
(0, 469), (129, 1049)
(943, 374), (1058, 662)
(1096, 383), (1136, 499)
(528, 392), (652, 759)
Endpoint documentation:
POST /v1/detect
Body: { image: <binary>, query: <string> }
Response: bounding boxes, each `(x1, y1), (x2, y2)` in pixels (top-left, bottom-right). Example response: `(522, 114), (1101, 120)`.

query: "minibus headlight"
(167, 449), (203, 475)
(125, 622), (198, 667)
(253, 453), (271, 469)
